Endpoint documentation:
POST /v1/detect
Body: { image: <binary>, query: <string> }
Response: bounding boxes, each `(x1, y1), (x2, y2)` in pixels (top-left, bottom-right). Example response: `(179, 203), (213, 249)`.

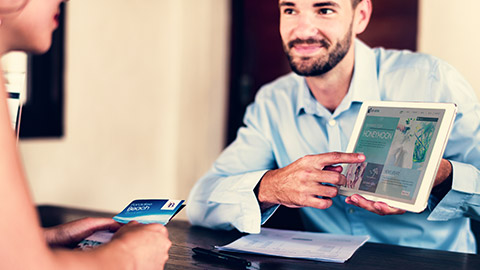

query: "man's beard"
(283, 27), (353, 77)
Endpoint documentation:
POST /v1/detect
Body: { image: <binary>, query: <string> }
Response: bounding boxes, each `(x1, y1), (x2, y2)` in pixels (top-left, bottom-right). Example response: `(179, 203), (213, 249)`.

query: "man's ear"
(353, 0), (372, 35)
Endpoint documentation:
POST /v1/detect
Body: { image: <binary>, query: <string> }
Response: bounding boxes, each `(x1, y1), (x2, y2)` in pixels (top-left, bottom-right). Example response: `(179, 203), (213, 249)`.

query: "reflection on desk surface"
(38, 205), (480, 270)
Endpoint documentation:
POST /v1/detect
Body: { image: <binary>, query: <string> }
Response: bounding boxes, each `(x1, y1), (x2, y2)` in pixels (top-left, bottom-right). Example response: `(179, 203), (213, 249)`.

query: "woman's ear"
(353, 0), (372, 35)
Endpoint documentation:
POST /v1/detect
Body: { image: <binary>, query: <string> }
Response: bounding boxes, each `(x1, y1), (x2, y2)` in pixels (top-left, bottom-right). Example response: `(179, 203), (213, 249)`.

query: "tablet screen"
(344, 106), (446, 204)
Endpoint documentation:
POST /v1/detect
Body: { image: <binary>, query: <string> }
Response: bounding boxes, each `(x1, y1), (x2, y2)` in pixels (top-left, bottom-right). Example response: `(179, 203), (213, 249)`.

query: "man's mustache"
(288, 38), (330, 49)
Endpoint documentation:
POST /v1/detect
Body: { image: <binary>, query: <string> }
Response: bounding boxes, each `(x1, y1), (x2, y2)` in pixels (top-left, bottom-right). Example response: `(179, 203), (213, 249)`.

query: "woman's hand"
(110, 221), (171, 270)
(44, 217), (121, 248)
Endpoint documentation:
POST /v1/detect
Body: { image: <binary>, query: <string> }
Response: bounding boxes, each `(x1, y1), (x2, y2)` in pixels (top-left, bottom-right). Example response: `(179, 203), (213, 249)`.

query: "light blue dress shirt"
(187, 40), (480, 253)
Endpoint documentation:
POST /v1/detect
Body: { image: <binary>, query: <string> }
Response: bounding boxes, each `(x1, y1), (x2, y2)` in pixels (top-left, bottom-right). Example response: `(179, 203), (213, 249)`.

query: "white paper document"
(216, 228), (369, 263)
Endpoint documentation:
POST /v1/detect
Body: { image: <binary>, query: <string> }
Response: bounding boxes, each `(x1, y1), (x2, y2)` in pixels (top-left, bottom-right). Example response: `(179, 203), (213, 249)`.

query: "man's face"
(279, 0), (357, 76)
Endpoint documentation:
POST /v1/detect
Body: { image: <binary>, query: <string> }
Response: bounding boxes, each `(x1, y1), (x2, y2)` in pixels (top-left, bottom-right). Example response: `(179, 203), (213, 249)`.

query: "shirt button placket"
(345, 207), (369, 235)
(327, 118), (342, 152)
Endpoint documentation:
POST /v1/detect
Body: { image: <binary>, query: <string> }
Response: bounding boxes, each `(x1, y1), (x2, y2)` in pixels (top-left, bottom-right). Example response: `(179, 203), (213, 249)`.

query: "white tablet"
(338, 101), (457, 212)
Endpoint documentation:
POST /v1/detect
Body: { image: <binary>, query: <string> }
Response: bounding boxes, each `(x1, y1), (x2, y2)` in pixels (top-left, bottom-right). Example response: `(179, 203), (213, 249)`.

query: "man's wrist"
(254, 170), (277, 210)
(431, 160), (453, 201)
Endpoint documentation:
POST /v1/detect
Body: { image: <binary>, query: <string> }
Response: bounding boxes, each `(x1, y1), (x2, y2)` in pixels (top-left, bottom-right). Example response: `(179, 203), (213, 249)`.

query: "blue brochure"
(113, 199), (185, 225)
(77, 199), (185, 250)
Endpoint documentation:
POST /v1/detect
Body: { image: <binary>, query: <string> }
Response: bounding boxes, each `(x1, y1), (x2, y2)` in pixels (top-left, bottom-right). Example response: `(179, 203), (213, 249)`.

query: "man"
(187, 0), (480, 253)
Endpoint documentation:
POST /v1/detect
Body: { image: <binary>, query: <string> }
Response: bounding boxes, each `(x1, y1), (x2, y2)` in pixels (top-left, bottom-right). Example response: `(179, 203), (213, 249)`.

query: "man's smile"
(292, 44), (324, 56)
(288, 38), (330, 57)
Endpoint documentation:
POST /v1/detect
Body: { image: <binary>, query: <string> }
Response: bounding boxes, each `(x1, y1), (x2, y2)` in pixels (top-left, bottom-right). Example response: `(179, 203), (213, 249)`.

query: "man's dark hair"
(352, 0), (362, 8)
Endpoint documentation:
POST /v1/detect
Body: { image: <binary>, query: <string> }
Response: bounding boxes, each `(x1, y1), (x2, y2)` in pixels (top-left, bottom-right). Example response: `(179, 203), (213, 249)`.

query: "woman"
(0, 0), (171, 269)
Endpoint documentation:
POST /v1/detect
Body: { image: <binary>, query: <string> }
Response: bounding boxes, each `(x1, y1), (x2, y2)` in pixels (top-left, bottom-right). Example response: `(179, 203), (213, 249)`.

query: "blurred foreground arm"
(0, 82), (170, 270)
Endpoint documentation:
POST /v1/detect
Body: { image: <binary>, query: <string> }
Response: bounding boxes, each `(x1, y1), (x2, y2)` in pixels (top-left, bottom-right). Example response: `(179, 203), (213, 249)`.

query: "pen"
(192, 247), (252, 267)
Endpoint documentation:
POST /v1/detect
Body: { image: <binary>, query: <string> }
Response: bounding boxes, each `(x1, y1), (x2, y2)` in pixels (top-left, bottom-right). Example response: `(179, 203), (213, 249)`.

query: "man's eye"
(282, 8), (296, 15)
(318, 8), (334, 15)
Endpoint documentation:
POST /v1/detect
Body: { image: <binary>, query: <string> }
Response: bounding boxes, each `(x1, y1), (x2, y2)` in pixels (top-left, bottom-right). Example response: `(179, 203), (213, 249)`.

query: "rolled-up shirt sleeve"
(187, 95), (279, 233)
(427, 61), (480, 221)
(428, 161), (480, 221)
(187, 170), (268, 233)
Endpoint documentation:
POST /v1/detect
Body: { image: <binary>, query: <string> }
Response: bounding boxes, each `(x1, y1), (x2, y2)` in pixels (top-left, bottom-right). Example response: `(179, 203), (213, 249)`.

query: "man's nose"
(294, 14), (319, 39)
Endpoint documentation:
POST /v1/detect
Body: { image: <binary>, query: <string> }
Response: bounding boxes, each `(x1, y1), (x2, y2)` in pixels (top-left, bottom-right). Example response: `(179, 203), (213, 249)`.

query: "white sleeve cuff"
(209, 170), (269, 233)
(428, 160), (480, 221)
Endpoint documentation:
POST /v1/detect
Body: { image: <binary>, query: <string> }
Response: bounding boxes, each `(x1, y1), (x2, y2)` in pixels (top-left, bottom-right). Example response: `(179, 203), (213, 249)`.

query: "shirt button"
(348, 208), (355, 214)
(328, 119), (337, 126)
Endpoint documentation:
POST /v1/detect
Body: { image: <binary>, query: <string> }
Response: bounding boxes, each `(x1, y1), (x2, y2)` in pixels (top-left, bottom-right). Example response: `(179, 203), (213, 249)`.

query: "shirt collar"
(296, 74), (318, 115)
(348, 39), (381, 103)
(296, 39), (381, 116)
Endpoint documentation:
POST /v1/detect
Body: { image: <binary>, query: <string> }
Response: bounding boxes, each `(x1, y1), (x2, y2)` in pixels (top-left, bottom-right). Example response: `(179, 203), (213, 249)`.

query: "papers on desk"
(216, 228), (369, 263)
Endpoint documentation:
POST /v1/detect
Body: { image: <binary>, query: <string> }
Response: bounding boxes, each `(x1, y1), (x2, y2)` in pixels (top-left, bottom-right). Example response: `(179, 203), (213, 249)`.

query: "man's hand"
(257, 152), (365, 210)
(44, 217), (121, 248)
(345, 195), (406, 215)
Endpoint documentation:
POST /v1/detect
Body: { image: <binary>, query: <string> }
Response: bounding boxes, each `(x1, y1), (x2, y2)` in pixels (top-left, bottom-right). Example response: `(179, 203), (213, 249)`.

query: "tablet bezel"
(338, 101), (457, 213)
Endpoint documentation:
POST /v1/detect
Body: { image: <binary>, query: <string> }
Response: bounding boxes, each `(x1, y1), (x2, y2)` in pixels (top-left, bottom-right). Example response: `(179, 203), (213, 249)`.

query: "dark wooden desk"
(38, 205), (480, 270)
(166, 220), (480, 270)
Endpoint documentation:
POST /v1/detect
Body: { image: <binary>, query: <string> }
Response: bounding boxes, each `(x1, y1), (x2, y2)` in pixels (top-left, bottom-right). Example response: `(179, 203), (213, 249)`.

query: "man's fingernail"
(358, 154), (365, 160)
(351, 196), (358, 203)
